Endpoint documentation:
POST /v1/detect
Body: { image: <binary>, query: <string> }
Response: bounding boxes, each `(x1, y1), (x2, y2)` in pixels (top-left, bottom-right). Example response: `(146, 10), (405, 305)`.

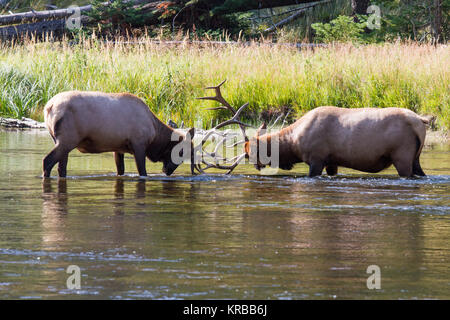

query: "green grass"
(0, 38), (449, 130)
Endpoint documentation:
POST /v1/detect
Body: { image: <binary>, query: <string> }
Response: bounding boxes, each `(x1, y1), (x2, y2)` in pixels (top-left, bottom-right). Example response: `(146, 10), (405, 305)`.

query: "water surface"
(0, 129), (449, 299)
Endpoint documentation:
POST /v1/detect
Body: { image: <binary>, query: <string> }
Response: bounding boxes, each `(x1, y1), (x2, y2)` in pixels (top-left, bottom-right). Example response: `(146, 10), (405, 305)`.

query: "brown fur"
(245, 106), (429, 177)
(43, 91), (193, 178)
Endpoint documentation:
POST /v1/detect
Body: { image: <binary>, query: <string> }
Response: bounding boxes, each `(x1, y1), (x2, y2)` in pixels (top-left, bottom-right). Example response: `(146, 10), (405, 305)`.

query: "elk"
(43, 91), (195, 178)
(244, 106), (430, 177)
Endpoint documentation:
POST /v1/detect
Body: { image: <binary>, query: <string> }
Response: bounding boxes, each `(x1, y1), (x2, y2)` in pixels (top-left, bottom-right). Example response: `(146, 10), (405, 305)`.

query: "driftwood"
(0, 117), (46, 129)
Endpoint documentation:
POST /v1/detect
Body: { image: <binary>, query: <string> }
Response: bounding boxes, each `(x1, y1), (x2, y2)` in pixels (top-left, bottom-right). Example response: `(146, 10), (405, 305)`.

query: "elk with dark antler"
(194, 80), (431, 178)
(193, 80), (253, 175)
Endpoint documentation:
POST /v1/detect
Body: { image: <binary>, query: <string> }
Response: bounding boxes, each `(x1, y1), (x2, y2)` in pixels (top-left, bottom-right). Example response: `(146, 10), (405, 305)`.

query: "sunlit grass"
(0, 37), (448, 130)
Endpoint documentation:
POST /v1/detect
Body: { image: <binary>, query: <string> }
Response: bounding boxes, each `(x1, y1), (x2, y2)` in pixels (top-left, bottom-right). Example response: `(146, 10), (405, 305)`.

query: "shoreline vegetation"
(0, 38), (448, 131)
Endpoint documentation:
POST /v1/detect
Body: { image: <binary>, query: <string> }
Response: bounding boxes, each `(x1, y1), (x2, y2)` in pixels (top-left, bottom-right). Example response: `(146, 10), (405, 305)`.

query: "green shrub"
(312, 15), (366, 43)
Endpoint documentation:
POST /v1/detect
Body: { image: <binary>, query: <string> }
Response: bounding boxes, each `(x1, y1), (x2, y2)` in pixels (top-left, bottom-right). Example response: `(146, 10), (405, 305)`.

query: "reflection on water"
(0, 130), (449, 299)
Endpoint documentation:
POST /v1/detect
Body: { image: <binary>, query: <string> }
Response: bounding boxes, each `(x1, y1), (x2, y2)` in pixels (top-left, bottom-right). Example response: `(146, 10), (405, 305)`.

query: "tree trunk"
(351, 0), (370, 16)
(432, 0), (442, 43)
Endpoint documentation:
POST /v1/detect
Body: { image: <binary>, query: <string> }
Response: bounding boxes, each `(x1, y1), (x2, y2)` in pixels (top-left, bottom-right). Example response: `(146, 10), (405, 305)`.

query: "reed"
(0, 37), (448, 130)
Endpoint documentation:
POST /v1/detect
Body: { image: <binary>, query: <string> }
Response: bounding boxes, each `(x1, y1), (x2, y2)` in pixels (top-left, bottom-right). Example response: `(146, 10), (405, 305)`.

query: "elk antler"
(194, 80), (252, 175)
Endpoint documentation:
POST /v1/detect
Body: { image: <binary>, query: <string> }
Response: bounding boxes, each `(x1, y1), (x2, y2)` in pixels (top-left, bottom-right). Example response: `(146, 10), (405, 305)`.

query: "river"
(0, 129), (449, 299)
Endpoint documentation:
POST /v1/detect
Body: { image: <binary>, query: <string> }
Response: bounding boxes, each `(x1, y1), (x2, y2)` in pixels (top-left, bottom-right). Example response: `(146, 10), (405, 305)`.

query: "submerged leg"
(326, 165), (338, 176)
(43, 144), (71, 178)
(308, 161), (324, 177)
(392, 148), (415, 178)
(114, 152), (125, 176)
(133, 147), (147, 177)
(57, 152), (69, 178)
(412, 158), (426, 176)
(393, 160), (413, 177)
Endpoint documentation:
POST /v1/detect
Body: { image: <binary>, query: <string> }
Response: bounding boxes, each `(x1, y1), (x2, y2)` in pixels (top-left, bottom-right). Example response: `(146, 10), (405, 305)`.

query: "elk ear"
(186, 128), (195, 140)
(255, 122), (267, 137)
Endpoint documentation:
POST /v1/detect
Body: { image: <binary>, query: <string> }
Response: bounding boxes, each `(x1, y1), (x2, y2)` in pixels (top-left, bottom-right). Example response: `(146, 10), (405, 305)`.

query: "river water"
(0, 129), (449, 299)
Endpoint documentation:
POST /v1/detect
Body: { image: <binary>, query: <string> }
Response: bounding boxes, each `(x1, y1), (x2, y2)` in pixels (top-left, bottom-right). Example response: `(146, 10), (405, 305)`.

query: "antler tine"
(214, 103), (252, 130)
(205, 79), (227, 90)
(200, 153), (246, 174)
(223, 154), (241, 163)
(204, 106), (228, 111)
(269, 113), (284, 130)
(194, 162), (213, 174)
(225, 153), (246, 175)
(280, 110), (291, 129)
(203, 133), (238, 162)
(197, 79), (237, 114)
(225, 139), (245, 148)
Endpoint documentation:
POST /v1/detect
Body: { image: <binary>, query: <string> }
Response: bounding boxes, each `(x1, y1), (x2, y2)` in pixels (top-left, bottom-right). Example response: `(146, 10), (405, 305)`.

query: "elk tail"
(418, 115), (436, 126)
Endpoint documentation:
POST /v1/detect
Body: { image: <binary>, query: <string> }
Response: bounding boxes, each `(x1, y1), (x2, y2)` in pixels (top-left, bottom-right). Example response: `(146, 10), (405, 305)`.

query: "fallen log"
(0, 5), (92, 25)
(212, 0), (320, 15)
(0, 117), (46, 129)
(0, 1), (162, 39)
(0, 19), (65, 39)
(0, 0), (159, 25)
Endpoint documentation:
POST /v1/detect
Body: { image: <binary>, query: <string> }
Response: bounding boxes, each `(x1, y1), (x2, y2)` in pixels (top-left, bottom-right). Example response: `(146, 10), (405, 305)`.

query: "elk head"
(163, 127), (195, 176)
(244, 122), (268, 171)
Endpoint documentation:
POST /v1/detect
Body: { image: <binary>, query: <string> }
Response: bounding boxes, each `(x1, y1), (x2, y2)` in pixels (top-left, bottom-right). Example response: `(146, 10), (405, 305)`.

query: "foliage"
(86, 0), (153, 36)
(267, 0), (352, 43)
(373, 0), (450, 43)
(2, 0), (449, 43)
(312, 15), (366, 43)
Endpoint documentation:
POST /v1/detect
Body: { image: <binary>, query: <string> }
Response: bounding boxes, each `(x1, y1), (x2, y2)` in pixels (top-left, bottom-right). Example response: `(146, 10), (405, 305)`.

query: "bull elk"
(197, 80), (431, 178)
(43, 91), (195, 178)
(245, 106), (431, 177)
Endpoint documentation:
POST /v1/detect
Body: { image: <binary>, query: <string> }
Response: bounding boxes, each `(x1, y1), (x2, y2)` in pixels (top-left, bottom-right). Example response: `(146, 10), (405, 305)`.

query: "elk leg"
(57, 152), (69, 178)
(114, 152), (125, 176)
(393, 159), (413, 177)
(392, 148), (414, 177)
(43, 150), (57, 177)
(308, 161), (324, 177)
(326, 165), (338, 176)
(412, 157), (426, 176)
(43, 144), (67, 178)
(133, 147), (147, 177)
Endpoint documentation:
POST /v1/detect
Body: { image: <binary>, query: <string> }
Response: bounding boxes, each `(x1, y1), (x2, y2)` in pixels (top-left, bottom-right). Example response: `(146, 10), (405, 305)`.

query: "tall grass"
(0, 38), (448, 130)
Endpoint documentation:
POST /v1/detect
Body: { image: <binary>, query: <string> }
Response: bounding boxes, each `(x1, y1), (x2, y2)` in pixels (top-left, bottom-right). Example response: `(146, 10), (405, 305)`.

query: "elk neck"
(146, 117), (182, 162)
(257, 126), (300, 170)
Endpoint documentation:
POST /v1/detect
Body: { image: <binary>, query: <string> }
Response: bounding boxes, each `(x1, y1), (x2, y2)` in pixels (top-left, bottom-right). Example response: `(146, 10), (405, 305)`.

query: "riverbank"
(0, 40), (448, 130)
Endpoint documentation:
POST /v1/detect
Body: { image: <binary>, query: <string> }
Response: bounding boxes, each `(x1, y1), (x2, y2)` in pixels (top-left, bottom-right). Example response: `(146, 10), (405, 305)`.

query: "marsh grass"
(0, 37), (448, 129)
